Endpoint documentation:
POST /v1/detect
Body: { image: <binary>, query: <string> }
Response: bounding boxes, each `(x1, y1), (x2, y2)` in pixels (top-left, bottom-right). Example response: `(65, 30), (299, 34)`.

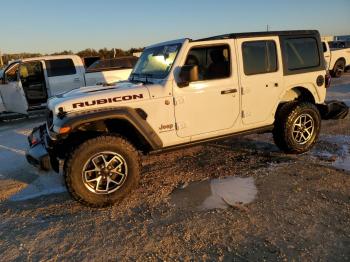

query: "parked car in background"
(85, 56), (138, 86)
(322, 41), (350, 77)
(0, 55), (135, 118)
(328, 40), (350, 49)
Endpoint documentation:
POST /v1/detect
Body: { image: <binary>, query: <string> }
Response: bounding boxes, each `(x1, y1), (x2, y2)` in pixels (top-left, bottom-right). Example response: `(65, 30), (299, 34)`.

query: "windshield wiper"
(130, 73), (154, 84)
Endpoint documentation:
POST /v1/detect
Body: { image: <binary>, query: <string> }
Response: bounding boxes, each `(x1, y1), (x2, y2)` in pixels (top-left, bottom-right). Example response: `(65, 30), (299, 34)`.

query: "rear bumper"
(319, 100), (349, 120)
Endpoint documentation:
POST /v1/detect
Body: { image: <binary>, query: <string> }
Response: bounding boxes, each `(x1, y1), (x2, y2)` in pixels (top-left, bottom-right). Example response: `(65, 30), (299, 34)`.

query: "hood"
(48, 81), (150, 114)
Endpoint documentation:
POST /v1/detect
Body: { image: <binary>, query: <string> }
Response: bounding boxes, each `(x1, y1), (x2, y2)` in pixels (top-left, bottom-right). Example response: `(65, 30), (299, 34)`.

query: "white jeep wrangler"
(27, 30), (332, 207)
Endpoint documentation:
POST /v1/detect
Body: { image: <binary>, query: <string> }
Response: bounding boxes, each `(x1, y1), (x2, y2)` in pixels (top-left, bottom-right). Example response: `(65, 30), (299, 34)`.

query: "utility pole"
(266, 24), (270, 32)
(0, 50), (3, 67)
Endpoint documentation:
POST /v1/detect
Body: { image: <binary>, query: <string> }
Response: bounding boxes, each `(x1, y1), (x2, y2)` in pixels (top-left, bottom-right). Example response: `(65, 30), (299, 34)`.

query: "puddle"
(170, 177), (257, 210)
(314, 135), (350, 172)
(333, 145), (350, 172)
(10, 173), (67, 201)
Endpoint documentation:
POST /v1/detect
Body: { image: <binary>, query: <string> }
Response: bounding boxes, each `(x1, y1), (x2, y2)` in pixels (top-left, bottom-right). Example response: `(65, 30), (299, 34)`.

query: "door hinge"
(242, 111), (251, 118)
(241, 87), (251, 95)
(175, 122), (186, 130)
(173, 97), (185, 105)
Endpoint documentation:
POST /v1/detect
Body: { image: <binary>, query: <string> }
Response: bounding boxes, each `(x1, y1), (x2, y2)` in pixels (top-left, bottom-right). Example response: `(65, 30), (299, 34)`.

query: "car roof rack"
(193, 30), (319, 42)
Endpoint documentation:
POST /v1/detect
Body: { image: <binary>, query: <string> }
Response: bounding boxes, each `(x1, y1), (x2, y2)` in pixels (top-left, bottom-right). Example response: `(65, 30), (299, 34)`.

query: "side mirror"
(178, 65), (199, 87)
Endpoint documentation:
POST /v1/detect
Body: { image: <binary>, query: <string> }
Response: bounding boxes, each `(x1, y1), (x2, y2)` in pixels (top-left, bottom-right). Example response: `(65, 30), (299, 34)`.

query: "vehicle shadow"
(1, 135), (292, 211)
(1, 133), (348, 260)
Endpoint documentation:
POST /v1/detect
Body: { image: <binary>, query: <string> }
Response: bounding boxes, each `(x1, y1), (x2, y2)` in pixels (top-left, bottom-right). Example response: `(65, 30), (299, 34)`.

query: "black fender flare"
(55, 107), (163, 150)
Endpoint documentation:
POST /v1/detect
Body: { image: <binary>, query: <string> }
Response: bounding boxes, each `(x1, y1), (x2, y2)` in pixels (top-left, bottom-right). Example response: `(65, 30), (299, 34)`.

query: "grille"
(46, 109), (53, 129)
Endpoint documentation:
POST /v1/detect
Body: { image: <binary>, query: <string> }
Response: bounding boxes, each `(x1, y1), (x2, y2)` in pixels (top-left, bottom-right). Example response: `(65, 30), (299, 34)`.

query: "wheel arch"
(334, 57), (346, 69)
(280, 86), (317, 103)
(275, 86), (319, 120)
(54, 107), (163, 157)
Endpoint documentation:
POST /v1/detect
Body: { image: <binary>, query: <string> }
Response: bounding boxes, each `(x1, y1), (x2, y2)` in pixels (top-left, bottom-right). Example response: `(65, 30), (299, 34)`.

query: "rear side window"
(322, 42), (327, 52)
(45, 59), (76, 77)
(242, 41), (277, 75)
(285, 38), (320, 70)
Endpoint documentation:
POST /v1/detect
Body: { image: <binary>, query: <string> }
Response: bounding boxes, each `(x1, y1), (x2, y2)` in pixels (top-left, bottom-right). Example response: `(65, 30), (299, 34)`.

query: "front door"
(0, 63), (28, 114)
(237, 37), (284, 125)
(0, 95), (6, 113)
(174, 42), (240, 138)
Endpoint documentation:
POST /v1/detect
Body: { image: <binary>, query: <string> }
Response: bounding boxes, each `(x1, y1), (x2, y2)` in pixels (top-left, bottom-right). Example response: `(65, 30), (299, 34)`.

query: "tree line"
(1, 47), (144, 66)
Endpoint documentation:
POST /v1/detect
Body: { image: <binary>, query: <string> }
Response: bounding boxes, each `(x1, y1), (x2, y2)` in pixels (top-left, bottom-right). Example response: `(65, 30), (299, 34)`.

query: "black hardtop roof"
(193, 30), (320, 42)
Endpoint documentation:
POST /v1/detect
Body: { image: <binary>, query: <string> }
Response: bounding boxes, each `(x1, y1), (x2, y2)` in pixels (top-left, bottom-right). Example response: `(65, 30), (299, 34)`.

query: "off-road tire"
(273, 102), (321, 154)
(331, 59), (346, 78)
(64, 135), (141, 207)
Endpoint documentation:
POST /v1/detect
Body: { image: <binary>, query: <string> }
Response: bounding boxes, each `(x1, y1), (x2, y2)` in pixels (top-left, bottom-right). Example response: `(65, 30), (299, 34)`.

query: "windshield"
(131, 43), (182, 79)
(87, 56), (138, 72)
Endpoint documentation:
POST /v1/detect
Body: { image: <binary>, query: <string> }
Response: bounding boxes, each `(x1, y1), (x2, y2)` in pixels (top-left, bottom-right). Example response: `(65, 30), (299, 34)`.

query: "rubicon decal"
(72, 94), (144, 108)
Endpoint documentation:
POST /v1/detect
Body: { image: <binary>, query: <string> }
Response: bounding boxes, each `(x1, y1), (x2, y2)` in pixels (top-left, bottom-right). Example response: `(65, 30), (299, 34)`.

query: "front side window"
(45, 59), (76, 77)
(20, 61), (43, 79)
(242, 41), (277, 75)
(285, 37), (320, 70)
(4, 63), (19, 82)
(19, 61), (44, 84)
(132, 44), (181, 79)
(184, 45), (231, 81)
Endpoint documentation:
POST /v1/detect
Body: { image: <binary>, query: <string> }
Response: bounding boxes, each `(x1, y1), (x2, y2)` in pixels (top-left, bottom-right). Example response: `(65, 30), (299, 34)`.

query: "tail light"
(325, 73), (331, 88)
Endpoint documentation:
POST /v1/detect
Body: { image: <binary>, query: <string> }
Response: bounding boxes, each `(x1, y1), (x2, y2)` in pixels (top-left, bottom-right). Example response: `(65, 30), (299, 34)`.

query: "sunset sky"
(1, 0), (349, 53)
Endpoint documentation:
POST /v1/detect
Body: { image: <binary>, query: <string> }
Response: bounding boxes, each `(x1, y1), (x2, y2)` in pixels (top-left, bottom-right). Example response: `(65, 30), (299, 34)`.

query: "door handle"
(221, 89), (237, 95)
(74, 78), (80, 82)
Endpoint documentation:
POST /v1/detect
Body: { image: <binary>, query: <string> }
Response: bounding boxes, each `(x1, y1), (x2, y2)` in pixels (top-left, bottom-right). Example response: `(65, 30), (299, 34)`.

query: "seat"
(206, 49), (229, 79)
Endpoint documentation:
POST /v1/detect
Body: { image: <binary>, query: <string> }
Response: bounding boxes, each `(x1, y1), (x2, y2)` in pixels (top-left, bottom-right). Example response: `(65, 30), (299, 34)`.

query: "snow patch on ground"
(315, 135), (350, 172)
(10, 172), (67, 201)
(333, 144), (350, 172)
(320, 134), (350, 144)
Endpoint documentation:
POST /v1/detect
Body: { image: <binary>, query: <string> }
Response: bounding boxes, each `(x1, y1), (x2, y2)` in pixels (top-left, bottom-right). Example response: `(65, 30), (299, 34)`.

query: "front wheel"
(273, 102), (321, 154)
(64, 135), (141, 207)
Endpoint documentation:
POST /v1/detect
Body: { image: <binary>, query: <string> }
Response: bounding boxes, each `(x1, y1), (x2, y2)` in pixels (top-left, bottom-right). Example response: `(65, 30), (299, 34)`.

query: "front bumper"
(26, 124), (59, 172)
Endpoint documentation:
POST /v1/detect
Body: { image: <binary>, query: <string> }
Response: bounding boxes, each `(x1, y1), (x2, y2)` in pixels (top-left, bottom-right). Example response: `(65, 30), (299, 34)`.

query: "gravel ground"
(0, 73), (349, 261)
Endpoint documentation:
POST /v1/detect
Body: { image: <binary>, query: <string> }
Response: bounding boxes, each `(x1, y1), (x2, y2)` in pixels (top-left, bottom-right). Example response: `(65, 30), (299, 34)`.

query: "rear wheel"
(273, 102), (321, 154)
(331, 59), (346, 78)
(64, 135), (141, 207)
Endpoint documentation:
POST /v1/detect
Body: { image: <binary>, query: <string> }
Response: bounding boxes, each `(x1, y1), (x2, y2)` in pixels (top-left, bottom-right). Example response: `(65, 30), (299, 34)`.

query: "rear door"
(237, 36), (283, 126)
(45, 58), (85, 95)
(0, 62), (28, 114)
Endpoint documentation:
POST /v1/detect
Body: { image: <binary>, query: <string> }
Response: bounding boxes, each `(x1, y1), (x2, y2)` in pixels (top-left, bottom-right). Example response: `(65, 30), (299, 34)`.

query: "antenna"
(0, 50), (3, 67)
